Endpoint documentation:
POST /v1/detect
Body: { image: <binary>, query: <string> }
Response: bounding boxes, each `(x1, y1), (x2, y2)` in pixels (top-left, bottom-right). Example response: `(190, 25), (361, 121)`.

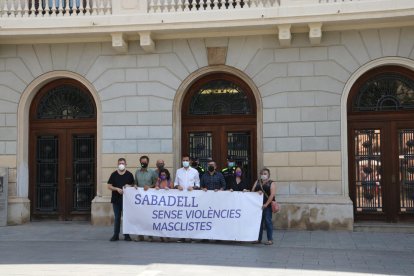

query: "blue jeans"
(112, 203), (130, 238)
(258, 206), (273, 242)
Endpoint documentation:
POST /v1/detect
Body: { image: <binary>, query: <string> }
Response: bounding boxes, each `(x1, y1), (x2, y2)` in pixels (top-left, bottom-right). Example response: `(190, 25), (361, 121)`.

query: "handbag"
(271, 201), (280, 213)
(260, 181), (280, 213)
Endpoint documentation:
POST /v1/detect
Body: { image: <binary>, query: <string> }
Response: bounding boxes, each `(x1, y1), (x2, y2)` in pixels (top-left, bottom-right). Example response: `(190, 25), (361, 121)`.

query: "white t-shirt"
(174, 167), (200, 189)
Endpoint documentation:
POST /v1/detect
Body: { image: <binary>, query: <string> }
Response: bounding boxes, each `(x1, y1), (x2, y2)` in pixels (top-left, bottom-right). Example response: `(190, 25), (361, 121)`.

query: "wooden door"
(182, 125), (256, 185)
(348, 66), (414, 222)
(29, 78), (96, 220)
(30, 129), (95, 220)
(181, 73), (257, 187)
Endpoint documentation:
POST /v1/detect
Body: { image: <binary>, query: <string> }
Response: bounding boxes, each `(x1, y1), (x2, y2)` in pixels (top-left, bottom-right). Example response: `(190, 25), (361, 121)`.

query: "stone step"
(354, 222), (414, 233)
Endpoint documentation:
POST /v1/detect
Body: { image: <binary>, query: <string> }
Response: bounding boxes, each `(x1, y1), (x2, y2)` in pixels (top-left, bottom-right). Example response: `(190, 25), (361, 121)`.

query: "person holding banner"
(155, 168), (172, 242)
(228, 167), (250, 192)
(155, 168), (173, 190)
(134, 155), (157, 242)
(174, 154), (200, 191)
(107, 158), (135, 242)
(174, 154), (200, 242)
(251, 168), (276, 245)
(201, 160), (226, 191)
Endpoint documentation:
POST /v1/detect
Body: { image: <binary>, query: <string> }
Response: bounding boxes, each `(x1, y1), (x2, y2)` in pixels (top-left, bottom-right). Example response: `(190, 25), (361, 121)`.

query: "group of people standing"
(107, 154), (276, 245)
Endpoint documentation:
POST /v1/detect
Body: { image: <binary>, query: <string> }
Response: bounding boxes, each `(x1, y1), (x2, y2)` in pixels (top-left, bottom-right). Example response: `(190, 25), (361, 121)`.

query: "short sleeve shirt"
(108, 170), (134, 204)
(134, 168), (157, 187)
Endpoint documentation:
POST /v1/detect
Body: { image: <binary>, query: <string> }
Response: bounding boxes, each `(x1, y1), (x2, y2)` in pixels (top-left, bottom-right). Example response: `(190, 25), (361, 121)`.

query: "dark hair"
(182, 153), (190, 159)
(140, 155), (149, 163)
(159, 168), (171, 180)
(118, 158), (126, 163)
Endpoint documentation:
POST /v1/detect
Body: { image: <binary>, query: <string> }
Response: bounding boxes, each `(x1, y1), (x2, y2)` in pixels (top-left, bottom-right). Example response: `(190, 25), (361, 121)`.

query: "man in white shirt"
(174, 154), (200, 191)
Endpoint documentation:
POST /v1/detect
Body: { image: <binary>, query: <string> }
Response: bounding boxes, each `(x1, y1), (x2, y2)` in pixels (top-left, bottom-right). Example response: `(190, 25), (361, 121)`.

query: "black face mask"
(157, 164), (164, 170)
(208, 166), (215, 172)
(141, 163), (148, 169)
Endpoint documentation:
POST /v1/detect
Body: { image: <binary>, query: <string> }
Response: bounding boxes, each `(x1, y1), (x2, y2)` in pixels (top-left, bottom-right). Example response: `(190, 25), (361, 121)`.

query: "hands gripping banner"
(123, 187), (263, 241)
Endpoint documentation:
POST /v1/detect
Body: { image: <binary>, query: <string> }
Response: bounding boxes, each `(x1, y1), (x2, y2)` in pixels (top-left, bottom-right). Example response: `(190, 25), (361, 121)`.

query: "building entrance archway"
(348, 66), (414, 222)
(29, 78), (97, 220)
(181, 73), (257, 185)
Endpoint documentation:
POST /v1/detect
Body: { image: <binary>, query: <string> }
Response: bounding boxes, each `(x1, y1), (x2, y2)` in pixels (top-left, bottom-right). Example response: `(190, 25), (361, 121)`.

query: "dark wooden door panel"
(29, 78), (96, 221)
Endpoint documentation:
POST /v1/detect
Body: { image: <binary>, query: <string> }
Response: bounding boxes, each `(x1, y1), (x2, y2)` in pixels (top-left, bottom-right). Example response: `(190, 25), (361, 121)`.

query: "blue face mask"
(228, 162), (235, 167)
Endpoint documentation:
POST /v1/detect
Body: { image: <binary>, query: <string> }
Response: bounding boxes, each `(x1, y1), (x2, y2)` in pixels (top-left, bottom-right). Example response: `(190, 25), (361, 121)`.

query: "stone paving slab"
(0, 222), (414, 275)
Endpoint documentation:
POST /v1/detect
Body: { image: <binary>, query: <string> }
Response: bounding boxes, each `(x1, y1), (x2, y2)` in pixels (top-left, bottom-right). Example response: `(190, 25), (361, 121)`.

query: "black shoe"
(110, 235), (119, 241)
(124, 235), (132, 241)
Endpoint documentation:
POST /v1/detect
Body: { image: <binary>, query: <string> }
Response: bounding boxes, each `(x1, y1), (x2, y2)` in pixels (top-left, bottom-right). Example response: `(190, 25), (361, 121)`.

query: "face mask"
(235, 171), (242, 177)
(182, 161), (190, 168)
(208, 166), (215, 172)
(260, 174), (268, 181)
(228, 162), (235, 167)
(141, 163), (148, 169)
(118, 164), (126, 171)
(160, 175), (167, 180)
(157, 164), (164, 170)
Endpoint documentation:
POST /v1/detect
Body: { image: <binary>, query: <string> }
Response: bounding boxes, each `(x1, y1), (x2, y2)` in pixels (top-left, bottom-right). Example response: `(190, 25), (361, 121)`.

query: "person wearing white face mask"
(174, 154), (200, 191)
(107, 158), (135, 242)
(173, 154), (200, 243)
(251, 168), (276, 245)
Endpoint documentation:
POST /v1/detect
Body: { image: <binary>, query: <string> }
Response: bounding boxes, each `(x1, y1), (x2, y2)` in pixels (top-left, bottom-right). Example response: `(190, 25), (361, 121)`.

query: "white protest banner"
(123, 187), (263, 241)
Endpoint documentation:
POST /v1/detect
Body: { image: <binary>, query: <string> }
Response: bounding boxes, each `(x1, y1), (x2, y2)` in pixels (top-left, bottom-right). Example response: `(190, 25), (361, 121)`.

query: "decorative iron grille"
(36, 136), (58, 212)
(189, 80), (252, 115)
(189, 132), (212, 170)
(354, 129), (383, 213)
(352, 73), (414, 112)
(37, 84), (95, 119)
(72, 135), (95, 211)
(399, 129), (414, 213)
(227, 132), (252, 185)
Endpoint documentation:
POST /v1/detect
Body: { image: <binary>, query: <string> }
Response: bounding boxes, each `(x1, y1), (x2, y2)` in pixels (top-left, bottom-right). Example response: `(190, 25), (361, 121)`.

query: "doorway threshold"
(354, 221), (414, 233)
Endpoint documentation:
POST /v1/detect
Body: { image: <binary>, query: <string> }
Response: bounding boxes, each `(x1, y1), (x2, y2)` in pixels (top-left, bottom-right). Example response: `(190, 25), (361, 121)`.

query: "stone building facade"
(1, 0), (414, 230)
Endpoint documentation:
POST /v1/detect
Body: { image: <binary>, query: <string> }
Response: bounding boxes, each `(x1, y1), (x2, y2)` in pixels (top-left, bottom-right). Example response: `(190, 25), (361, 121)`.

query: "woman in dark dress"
(228, 166), (250, 192)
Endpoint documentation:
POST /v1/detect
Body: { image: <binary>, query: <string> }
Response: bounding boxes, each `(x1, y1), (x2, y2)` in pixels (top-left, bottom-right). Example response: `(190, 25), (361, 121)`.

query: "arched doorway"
(348, 65), (414, 222)
(29, 78), (97, 220)
(182, 73), (257, 185)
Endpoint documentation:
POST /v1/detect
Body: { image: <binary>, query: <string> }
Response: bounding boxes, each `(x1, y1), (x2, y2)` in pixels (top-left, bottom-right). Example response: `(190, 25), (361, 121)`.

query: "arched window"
(36, 84), (95, 119)
(352, 73), (414, 112)
(189, 79), (252, 115)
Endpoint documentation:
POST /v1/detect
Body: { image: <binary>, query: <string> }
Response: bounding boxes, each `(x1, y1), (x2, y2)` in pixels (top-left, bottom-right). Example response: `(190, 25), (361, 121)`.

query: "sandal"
(265, 241), (273, 245)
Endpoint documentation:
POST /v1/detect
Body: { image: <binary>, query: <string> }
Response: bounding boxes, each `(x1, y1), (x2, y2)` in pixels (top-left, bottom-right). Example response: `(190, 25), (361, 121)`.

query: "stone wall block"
(301, 107), (327, 122)
(276, 137), (301, 152)
(288, 122), (315, 137)
(253, 63), (288, 87)
(263, 123), (288, 137)
(264, 152), (289, 166)
(302, 137), (329, 151)
(315, 121), (340, 136)
(379, 28), (400, 57)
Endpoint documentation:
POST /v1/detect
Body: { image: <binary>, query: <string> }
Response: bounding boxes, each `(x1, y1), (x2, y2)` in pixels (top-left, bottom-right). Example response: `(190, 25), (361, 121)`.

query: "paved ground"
(0, 222), (414, 275)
